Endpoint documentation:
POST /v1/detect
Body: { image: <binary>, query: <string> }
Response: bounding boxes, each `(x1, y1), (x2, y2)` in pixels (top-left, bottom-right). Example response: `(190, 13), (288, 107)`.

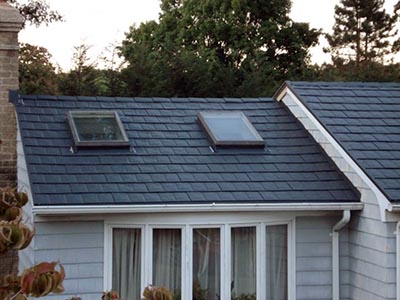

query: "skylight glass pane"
(198, 111), (264, 147)
(68, 111), (129, 147)
(74, 115), (124, 141)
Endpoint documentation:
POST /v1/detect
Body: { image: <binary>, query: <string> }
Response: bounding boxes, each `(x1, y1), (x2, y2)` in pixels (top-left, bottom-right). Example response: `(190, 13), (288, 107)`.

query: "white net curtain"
(111, 225), (288, 300)
(152, 229), (182, 299)
(112, 228), (141, 300)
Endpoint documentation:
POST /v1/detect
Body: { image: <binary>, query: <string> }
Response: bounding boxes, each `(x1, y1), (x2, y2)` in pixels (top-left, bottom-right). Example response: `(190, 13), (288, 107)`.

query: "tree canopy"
(19, 43), (58, 94)
(120, 0), (320, 97)
(16, 0), (400, 98)
(7, 0), (63, 27)
(326, 0), (398, 66)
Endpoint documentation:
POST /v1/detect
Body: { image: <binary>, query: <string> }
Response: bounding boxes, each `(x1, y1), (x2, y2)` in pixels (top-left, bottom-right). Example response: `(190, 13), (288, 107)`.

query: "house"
(13, 82), (400, 300)
(14, 88), (364, 300)
(0, 3), (399, 300)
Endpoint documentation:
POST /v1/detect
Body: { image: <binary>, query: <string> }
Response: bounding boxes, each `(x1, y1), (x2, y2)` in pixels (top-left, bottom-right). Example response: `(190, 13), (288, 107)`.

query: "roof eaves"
(33, 202), (365, 216)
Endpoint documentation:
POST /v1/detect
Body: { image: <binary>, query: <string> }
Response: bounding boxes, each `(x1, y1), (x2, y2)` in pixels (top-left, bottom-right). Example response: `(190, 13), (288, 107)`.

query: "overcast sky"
(19, 0), (398, 70)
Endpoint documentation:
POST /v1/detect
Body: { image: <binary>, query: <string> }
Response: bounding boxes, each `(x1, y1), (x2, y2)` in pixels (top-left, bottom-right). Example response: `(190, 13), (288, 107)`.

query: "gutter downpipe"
(332, 210), (351, 300)
(396, 221), (400, 300)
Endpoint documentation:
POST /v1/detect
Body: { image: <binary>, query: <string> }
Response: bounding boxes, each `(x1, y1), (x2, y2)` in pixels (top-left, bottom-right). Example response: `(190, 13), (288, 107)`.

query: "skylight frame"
(67, 110), (130, 148)
(197, 111), (265, 148)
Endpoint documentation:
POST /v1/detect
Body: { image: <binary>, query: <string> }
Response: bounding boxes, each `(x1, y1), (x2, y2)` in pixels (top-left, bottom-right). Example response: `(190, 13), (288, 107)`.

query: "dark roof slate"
(287, 81), (400, 202)
(16, 95), (359, 206)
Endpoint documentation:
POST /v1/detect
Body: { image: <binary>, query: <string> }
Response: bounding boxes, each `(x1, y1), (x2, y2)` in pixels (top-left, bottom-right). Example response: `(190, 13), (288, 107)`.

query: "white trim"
(396, 221), (400, 300)
(277, 86), (391, 221)
(144, 224), (151, 289)
(288, 219), (296, 300)
(32, 202), (363, 215)
(183, 225), (190, 300)
(103, 213), (296, 300)
(222, 224), (230, 300)
(103, 223), (112, 291)
(257, 223), (264, 300)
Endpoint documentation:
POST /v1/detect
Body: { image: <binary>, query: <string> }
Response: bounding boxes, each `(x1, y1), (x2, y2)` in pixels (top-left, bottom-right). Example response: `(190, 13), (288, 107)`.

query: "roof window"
(197, 111), (264, 148)
(67, 111), (129, 147)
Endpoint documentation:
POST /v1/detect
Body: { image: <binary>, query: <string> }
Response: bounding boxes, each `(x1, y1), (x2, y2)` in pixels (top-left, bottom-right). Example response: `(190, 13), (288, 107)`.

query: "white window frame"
(104, 213), (296, 300)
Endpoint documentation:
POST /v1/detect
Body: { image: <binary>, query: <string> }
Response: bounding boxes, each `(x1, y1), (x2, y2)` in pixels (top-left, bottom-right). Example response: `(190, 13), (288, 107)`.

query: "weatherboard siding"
(283, 93), (396, 299)
(296, 216), (350, 300)
(30, 216), (347, 300)
(34, 221), (104, 300)
(348, 197), (396, 300)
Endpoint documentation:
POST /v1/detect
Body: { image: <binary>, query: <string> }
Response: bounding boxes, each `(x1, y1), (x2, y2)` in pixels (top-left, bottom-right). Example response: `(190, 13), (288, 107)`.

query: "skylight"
(67, 111), (129, 147)
(197, 111), (265, 148)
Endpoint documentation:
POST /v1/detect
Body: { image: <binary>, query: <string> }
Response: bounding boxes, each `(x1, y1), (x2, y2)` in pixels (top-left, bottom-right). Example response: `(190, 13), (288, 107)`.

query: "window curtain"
(193, 228), (220, 300)
(153, 229), (182, 299)
(266, 225), (288, 300)
(231, 227), (256, 299)
(112, 228), (141, 300)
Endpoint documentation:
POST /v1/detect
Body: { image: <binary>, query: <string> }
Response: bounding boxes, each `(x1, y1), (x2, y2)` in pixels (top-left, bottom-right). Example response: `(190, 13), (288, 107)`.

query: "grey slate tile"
(288, 81), (400, 202)
(17, 93), (359, 206)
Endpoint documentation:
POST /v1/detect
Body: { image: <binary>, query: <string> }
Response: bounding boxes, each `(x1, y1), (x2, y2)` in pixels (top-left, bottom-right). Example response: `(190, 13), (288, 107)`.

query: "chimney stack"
(0, 0), (24, 276)
(0, 1), (23, 188)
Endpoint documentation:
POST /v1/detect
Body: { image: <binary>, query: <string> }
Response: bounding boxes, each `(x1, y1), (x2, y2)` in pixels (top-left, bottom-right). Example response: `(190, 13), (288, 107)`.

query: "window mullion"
(258, 223), (266, 300)
(288, 220), (296, 300)
(221, 224), (231, 300)
(104, 224), (113, 291)
(183, 225), (192, 300)
(143, 225), (152, 290)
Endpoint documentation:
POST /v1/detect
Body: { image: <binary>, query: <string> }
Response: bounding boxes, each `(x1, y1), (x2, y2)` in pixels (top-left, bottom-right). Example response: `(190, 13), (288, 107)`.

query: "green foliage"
(57, 44), (127, 97)
(0, 187), (65, 300)
(57, 44), (104, 96)
(192, 278), (207, 300)
(316, 60), (400, 82)
(7, 0), (63, 27)
(120, 0), (320, 97)
(19, 43), (58, 95)
(231, 294), (256, 300)
(326, 0), (398, 66)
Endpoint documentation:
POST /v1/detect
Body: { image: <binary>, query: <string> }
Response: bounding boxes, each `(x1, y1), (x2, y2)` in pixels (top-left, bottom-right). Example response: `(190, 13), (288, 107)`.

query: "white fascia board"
(276, 86), (393, 221)
(32, 202), (364, 216)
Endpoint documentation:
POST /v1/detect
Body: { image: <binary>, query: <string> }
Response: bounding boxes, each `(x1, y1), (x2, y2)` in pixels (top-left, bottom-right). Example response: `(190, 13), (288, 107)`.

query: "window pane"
(266, 225), (288, 300)
(198, 111), (264, 147)
(112, 228), (141, 300)
(153, 229), (182, 300)
(231, 227), (256, 300)
(193, 228), (221, 300)
(74, 115), (125, 141)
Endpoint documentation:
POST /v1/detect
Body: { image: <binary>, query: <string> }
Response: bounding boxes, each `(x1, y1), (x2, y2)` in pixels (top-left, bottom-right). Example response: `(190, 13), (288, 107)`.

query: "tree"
(326, 0), (398, 67)
(58, 44), (105, 96)
(99, 43), (128, 97)
(19, 43), (58, 95)
(7, 0), (63, 27)
(120, 0), (320, 97)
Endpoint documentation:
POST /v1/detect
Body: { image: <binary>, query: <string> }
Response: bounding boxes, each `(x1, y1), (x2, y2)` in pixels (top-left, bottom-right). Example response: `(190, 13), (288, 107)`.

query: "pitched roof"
(287, 81), (400, 202)
(15, 95), (359, 206)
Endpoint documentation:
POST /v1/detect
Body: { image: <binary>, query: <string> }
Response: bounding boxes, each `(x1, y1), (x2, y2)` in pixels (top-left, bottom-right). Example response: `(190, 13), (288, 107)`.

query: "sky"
(18, 0), (398, 71)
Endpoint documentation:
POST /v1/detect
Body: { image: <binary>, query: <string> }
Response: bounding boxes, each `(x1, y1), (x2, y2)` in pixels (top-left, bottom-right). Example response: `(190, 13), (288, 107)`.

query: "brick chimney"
(0, 1), (23, 188)
(0, 0), (24, 276)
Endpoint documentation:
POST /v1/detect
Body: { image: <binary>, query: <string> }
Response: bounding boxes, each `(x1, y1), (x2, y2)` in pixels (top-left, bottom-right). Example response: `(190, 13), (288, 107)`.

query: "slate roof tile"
(288, 81), (400, 202)
(16, 95), (359, 206)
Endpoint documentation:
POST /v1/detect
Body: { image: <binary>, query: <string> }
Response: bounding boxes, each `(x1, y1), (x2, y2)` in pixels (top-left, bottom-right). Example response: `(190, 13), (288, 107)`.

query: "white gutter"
(32, 202), (364, 216)
(396, 221), (400, 300)
(389, 204), (400, 212)
(332, 210), (351, 300)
